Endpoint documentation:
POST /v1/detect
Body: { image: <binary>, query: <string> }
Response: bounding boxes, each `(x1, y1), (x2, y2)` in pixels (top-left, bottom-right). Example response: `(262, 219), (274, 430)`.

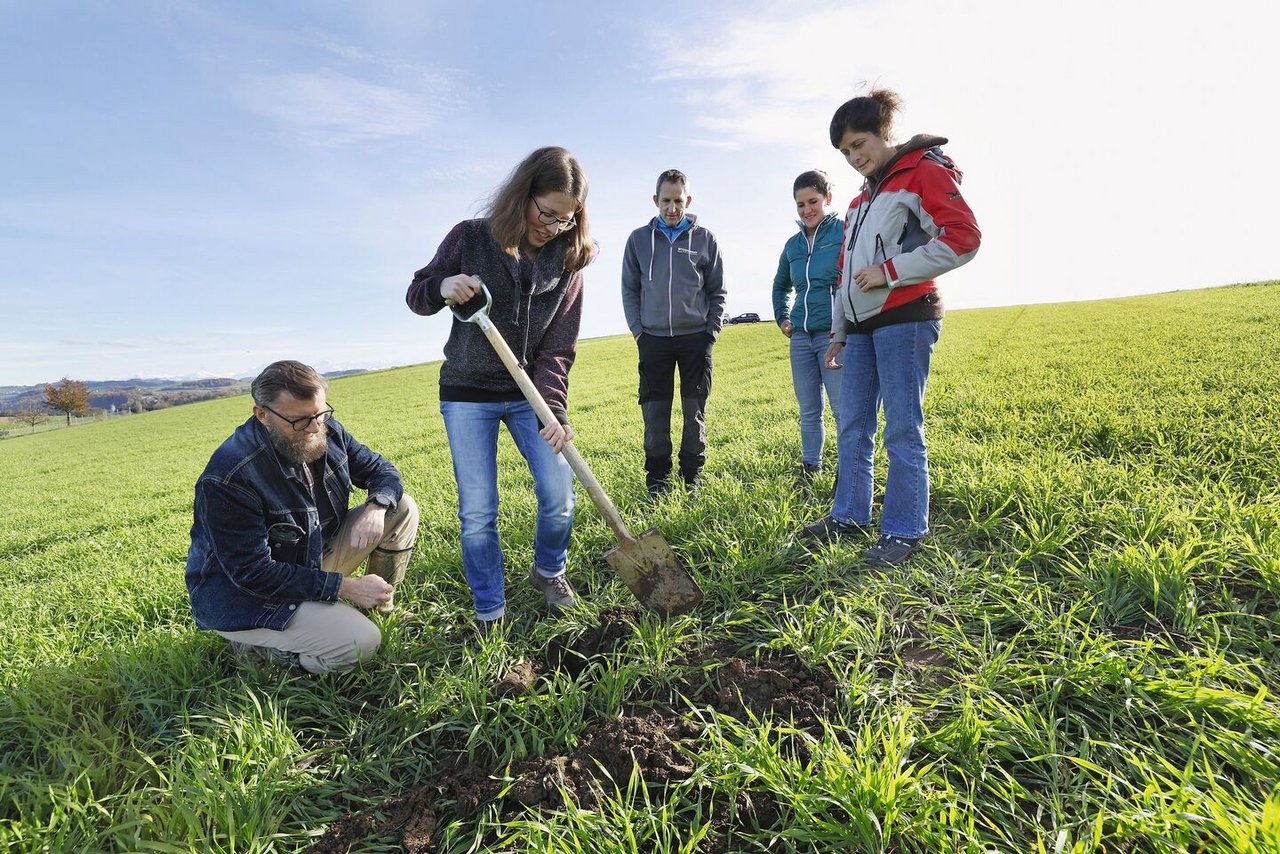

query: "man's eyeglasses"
(263, 404), (335, 432)
(532, 197), (577, 231)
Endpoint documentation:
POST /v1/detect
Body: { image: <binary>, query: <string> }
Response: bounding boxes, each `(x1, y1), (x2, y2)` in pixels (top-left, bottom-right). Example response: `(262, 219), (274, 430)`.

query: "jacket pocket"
(266, 522), (306, 564)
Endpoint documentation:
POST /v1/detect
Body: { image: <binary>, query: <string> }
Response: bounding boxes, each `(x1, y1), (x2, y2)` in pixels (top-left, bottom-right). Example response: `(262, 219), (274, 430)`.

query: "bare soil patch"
(303, 613), (841, 853)
(701, 652), (838, 732)
(542, 605), (640, 677)
(876, 640), (957, 688)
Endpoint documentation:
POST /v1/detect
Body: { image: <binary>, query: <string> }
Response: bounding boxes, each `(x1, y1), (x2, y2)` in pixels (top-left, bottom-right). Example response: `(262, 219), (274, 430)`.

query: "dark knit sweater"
(406, 219), (584, 422)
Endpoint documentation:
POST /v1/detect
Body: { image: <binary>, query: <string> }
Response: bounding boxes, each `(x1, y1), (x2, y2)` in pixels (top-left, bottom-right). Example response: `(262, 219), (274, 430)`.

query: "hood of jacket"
(868, 134), (955, 188)
(647, 211), (700, 233)
(793, 210), (842, 234)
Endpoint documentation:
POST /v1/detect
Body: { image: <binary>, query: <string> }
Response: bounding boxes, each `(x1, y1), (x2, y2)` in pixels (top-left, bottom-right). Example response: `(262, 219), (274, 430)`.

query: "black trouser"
(637, 331), (713, 485)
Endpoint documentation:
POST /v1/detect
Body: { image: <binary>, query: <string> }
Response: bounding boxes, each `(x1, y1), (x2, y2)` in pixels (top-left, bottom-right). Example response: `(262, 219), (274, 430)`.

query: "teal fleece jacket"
(771, 212), (842, 334)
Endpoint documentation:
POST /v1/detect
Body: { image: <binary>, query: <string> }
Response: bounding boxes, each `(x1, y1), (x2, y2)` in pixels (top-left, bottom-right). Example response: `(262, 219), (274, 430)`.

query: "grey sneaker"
(798, 514), (866, 543)
(529, 567), (577, 612)
(863, 534), (924, 567)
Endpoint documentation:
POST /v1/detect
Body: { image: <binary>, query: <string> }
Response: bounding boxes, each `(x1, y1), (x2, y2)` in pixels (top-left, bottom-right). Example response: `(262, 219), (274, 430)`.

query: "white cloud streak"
(232, 69), (449, 146)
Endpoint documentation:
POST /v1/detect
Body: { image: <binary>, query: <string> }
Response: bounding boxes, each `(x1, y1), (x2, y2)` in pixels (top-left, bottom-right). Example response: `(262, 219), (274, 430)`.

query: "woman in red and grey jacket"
(799, 89), (981, 567)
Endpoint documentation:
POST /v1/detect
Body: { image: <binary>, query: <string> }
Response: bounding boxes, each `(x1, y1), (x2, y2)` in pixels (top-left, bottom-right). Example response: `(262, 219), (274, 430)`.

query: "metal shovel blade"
(604, 527), (703, 616)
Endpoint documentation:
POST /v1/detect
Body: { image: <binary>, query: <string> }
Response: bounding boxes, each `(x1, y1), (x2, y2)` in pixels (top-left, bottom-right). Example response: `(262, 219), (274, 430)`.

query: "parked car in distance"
(727, 312), (761, 324)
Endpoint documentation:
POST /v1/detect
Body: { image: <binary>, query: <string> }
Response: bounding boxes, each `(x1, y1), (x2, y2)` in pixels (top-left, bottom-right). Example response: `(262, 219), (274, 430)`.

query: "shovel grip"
(476, 319), (636, 545)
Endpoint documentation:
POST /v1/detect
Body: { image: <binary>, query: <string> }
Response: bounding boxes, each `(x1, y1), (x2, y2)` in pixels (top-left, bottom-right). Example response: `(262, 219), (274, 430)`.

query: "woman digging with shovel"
(406, 146), (597, 632)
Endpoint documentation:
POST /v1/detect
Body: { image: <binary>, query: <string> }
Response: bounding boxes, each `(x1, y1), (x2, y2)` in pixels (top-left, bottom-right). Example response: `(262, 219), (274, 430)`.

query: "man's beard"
(267, 422), (328, 466)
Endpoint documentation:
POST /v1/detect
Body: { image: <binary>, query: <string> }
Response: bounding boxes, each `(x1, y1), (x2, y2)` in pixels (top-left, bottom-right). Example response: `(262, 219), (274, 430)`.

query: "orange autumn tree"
(44, 378), (90, 426)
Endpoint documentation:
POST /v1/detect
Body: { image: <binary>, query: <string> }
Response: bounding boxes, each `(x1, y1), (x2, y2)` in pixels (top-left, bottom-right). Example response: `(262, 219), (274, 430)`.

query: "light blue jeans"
(440, 400), (575, 620)
(789, 330), (843, 466)
(831, 320), (941, 539)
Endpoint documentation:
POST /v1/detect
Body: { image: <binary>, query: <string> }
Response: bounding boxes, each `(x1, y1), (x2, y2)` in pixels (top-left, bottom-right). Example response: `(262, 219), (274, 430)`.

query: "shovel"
(451, 284), (703, 616)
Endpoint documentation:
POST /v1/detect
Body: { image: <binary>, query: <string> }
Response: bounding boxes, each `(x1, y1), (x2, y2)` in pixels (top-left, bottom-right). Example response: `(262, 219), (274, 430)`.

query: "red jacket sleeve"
(882, 161), (981, 287)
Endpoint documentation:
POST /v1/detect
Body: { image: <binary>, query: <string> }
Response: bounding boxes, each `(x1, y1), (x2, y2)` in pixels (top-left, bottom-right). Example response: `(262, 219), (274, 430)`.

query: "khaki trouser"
(218, 494), (419, 674)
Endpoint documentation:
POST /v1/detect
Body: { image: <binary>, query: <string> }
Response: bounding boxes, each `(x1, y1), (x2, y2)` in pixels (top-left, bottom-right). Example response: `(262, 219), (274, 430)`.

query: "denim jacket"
(185, 416), (404, 632)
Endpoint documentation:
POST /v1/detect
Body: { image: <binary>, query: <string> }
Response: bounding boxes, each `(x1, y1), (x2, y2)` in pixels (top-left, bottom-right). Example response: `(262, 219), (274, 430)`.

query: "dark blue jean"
(831, 320), (941, 539)
(440, 400), (575, 620)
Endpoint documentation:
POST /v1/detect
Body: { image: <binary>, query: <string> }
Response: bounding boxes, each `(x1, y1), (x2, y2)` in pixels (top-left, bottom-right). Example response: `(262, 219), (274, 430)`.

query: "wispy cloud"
(212, 326), (294, 338)
(651, 0), (1257, 158)
(302, 31), (451, 79)
(232, 69), (450, 146)
(648, 6), (892, 150)
(56, 339), (141, 350)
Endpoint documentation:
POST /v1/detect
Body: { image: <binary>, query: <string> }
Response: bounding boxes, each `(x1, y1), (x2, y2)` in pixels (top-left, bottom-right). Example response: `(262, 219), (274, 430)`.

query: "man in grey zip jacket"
(621, 169), (727, 496)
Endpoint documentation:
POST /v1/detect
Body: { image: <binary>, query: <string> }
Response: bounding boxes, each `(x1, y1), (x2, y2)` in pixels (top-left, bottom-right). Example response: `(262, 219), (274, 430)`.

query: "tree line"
(4, 379), (93, 435)
(1, 378), (256, 437)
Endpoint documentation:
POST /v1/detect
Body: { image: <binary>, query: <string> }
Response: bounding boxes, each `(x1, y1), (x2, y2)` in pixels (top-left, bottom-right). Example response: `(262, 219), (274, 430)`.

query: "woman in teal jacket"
(772, 169), (844, 476)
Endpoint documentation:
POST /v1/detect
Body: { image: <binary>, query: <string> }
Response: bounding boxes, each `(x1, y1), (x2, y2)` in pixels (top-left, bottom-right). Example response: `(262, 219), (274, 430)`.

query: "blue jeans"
(831, 320), (941, 539)
(789, 331), (843, 466)
(440, 400), (575, 620)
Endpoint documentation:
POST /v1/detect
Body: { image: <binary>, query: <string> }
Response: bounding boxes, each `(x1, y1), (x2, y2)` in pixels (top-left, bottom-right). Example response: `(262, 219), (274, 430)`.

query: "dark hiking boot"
(364, 546), (412, 614)
(529, 567), (577, 612)
(863, 534), (924, 567)
(797, 514), (867, 544)
(798, 462), (822, 480)
(646, 477), (672, 502)
(681, 470), (702, 494)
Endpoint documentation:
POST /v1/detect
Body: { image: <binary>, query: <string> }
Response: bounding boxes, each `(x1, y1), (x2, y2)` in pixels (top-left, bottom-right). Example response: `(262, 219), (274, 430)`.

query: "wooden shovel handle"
(475, 317), (637, 546)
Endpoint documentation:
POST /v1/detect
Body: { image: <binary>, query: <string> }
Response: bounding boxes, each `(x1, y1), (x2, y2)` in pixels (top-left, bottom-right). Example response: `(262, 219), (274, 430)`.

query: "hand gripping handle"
(456, 281), (637, 545)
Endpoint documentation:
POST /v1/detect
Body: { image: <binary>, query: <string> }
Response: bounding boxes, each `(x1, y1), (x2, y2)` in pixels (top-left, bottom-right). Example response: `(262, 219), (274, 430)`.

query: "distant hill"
(0, 370), (367, 415)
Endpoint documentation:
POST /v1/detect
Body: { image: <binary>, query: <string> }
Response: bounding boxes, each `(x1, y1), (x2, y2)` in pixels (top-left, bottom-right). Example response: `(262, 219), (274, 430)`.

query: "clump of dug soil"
(708, 654), (838, 731)
(490, 659), (538, 699)
(301, 712), (699, 853)
(504, 710), (700, 809)
(543, 605), (640, 677)
(671, 643), (840, 734)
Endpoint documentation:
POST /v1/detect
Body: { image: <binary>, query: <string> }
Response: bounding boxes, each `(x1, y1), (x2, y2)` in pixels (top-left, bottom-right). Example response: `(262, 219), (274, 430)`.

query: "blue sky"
(2, 0), (1276, 386)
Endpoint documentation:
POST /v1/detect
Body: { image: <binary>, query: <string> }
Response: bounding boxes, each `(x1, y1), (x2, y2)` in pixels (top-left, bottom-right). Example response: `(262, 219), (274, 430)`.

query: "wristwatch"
(366, 494), (394, 510)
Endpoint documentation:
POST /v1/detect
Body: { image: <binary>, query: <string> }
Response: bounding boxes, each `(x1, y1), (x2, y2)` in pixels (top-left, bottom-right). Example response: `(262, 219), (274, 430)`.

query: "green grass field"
(2, 283), (1278, 853)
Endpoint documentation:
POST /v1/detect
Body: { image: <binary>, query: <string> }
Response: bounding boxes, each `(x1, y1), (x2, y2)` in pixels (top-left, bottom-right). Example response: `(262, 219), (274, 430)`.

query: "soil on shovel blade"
(302, 611), (841, 854)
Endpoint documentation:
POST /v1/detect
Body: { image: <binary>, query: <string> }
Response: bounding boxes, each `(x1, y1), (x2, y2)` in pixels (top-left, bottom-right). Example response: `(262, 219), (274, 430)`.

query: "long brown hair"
(485, 146), (596, 271)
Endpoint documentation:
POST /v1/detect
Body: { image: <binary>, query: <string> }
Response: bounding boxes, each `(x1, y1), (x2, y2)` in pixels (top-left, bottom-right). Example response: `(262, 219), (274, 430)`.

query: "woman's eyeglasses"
(532, 197), (577, 231)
